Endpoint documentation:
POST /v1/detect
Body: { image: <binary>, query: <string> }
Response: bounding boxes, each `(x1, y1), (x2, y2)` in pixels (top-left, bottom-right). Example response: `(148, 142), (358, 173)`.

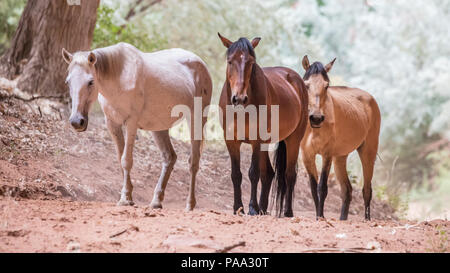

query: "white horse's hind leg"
(150, 130), (177, 209)
(186, 139), (202, 211)
(185, 109), (207, 211)
(117, 121), (138, 206)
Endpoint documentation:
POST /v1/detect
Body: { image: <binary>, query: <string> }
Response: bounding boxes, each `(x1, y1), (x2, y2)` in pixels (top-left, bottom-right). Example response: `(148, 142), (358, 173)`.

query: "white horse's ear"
(62, 48), (73, 64)
(325, 58), (336, 73)
(251, 37), (261, 49)
(218, 32), (232, 48)
(302, 55), (310, 71)
(88, 52), (97, 66)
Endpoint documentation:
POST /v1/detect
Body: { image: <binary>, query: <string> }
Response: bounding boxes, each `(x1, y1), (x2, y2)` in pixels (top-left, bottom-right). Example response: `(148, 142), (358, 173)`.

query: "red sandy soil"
(0, 95), (448, 253)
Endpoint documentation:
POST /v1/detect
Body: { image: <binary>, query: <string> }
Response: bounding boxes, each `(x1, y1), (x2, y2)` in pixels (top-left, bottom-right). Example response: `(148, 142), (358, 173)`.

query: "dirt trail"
(0, 95), (448, 253)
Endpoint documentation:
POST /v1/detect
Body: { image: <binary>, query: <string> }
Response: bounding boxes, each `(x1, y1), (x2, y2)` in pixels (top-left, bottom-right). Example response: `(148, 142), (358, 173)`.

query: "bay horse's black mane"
(304, 62), (330, 82)
(227, 37), (256, 59)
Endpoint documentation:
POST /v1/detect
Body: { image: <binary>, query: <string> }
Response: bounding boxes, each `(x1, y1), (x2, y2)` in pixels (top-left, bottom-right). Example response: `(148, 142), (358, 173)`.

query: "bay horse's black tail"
(273, 141), (287, 217)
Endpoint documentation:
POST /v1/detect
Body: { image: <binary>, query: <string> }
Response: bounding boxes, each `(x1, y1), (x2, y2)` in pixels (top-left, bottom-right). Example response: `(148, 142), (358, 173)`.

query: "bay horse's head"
(218, 33), (261, 106)
(302, 55), (336, 128)
(62, 48), (99, 132)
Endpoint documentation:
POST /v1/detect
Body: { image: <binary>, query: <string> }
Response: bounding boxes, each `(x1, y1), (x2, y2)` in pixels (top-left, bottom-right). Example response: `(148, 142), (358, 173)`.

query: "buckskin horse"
(300, 55), (381, 220)
(62, 42), (212, 211)
(218, 33), (308, 217)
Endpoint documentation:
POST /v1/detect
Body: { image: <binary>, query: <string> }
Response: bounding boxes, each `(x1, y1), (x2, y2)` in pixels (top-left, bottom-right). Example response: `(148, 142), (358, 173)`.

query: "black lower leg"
(309, 176), (319, 217)
(340, 190), (351, 220)
(231, 161), (243, 214)
(317, 172), (329, 218)
(284, 171), (297, 218)
(248, 154), (260, 216)
(363, 187), (372, 220)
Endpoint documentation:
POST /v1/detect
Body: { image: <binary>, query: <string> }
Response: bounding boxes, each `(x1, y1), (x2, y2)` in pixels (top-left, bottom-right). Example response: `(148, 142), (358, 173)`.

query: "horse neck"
(249, 63), (269, 105)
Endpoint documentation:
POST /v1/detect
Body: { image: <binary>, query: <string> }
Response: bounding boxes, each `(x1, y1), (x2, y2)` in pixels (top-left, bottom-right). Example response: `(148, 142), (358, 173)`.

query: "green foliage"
(0, 0), (26, 54)
(92, 5), (167, 52)
(427, 225), (448, 253)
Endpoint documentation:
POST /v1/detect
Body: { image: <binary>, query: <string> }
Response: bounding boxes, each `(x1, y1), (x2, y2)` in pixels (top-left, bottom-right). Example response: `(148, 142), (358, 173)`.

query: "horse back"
(329, 86), (381, 143)
(262, 67), (309, 140)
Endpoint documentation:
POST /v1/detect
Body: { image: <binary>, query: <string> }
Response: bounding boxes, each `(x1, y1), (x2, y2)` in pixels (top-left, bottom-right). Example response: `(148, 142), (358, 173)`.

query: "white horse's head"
(62, 48), (99, 132)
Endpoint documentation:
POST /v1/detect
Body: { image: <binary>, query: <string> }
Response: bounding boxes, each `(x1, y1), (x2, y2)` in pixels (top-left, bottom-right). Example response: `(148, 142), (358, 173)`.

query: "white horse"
(62, 42), (212, 211)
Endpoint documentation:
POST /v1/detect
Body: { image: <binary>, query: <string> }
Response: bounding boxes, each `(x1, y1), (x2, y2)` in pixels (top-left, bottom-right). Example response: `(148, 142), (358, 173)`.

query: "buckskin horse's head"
(218, 33), (261, 106)
(62, 48), (99, 132)
(302, 55), (336, 129)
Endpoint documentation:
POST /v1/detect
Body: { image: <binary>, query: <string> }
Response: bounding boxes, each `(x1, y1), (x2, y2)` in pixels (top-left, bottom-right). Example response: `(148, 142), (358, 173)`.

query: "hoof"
(248, 206), (260, 216)
(284, 211), (294, 218)
(116, 199), (134, 206)
(150, 201), (163, 209)
(185, 205), (195, 212)
(233, 206), (245, 215)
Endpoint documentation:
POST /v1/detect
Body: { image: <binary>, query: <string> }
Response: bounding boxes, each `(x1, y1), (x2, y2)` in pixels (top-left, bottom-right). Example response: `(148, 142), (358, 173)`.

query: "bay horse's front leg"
(226, 140), (244, 214)
(150, 130), (177, 209)
(317, 156), (332, 218)
(258, 150), (274, 215)
(117, 120), (138, 206)
(248, 143), (261, 215)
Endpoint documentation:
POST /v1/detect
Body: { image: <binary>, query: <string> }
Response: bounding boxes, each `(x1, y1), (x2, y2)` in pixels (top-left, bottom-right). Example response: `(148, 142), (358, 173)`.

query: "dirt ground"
(0, 91), (448, 253)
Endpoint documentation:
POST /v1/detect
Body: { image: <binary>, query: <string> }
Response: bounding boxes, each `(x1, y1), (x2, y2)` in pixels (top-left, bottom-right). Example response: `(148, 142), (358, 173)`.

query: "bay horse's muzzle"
(309, 114), (325, 128)
(231, 94), (248, 106)
(70, 115), (88, 132)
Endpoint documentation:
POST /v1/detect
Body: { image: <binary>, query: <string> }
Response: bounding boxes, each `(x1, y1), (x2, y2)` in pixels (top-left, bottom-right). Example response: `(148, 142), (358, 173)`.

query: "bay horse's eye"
(88, 80), (94, 87)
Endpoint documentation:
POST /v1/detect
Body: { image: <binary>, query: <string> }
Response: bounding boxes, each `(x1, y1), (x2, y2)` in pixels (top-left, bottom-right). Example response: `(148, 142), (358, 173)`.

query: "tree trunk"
(0, 0), (100, 98)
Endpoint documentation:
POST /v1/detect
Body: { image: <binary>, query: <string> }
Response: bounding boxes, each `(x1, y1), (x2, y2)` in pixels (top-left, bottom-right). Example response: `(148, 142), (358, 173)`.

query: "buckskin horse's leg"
(248, 143), (261, 215)
(117, 120), (138, 206)
(226, 140), (244, 214)
(259, 150), (274, 215)
(357, 142), (377, 221)
(301, 150), (320, 218)
(333, 155), (352, 220)
(150, 130), (177, 209)
(317, 156), (332, 218)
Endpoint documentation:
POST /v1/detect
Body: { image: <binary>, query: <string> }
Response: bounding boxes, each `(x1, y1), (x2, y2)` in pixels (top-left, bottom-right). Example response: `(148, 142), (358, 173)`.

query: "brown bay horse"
(300, 56), (381, 220)
(218, 33), (308, 217)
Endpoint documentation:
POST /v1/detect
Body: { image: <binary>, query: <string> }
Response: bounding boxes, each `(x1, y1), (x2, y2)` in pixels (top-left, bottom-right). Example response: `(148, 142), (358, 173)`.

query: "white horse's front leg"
(117, 120), (138, 206)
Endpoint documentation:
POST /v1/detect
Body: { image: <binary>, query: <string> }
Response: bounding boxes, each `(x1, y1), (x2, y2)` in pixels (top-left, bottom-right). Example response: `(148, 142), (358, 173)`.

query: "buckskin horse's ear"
(88, 52), (97, 66)
(302, 55), (310, 71)
(251, 37), (261, 49)
(218, 32), (232, 48)
(62, 48), (73, 64)
(325, 58), (336, 73)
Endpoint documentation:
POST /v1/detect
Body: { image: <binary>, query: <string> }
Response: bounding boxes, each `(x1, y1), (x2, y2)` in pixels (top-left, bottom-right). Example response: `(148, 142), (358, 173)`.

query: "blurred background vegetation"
(1, 0), (448, 220)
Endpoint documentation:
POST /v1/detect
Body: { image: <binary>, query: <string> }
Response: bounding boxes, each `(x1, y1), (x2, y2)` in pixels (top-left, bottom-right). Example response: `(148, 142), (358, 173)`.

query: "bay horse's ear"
(302, 55), (310, 71)
(218, 32), (232, 48)
(62, 48), (73, 64)
(325, 58), (336, 73)
(251, 37), (261, 49)
(88, 52), (97, 66)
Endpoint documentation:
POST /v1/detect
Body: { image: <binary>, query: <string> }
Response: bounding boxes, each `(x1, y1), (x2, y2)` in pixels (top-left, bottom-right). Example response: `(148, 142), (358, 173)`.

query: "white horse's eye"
(88, 80), (94, 87)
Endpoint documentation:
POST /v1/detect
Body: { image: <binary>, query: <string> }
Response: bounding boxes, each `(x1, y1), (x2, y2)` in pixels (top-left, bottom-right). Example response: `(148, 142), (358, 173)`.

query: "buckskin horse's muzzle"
(309, 114), (325, 128)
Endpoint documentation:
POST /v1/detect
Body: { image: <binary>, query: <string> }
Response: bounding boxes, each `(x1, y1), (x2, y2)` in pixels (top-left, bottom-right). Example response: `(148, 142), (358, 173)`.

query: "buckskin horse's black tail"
(273, 141), (287, 217)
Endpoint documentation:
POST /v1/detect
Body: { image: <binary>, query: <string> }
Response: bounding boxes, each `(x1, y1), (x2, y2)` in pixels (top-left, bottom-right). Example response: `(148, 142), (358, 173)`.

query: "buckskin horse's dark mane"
(303, 62), (330, 82)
